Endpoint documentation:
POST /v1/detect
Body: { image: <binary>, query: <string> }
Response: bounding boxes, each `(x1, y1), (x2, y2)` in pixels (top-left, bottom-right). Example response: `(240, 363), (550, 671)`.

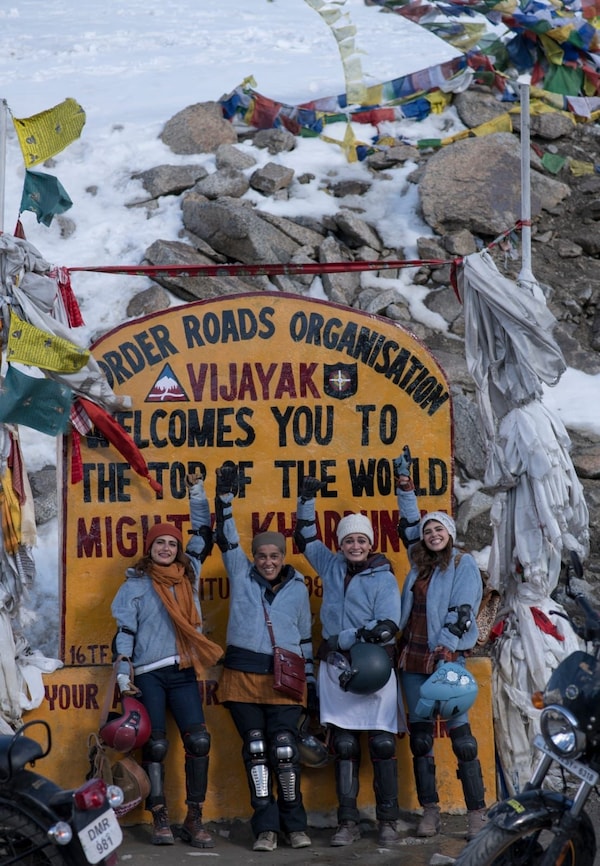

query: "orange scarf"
(148, 563), (223, 677)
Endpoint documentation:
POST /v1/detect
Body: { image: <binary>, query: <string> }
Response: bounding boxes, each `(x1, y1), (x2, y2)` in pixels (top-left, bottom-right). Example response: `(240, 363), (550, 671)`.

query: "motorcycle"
(454, 552), (600, 866)
(0, 719), (124, 866)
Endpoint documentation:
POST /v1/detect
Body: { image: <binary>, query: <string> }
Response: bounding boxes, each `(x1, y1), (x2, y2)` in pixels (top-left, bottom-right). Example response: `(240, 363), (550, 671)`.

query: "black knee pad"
(369, 730), (396, 761)
(450, 724), (478, 762)
(244, 728), (267, 761)
(143, 735), (169, 763)
(269, 730), (299, 767)
(183, 725), (211, 757)
(409, 722), (434, 758)
(332, 729), (360, 760)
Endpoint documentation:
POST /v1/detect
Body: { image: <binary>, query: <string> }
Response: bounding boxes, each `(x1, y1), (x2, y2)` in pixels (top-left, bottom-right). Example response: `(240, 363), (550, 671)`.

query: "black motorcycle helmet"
(328, 643), (392, 695)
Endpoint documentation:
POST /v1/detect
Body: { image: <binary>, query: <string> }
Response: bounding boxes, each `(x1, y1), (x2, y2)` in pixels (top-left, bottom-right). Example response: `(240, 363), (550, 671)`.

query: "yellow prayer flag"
(473, 113), (513, 135)
(569, 159), (596, 175)
(12, 97), (86, 167)
(6, 308), (90, 373)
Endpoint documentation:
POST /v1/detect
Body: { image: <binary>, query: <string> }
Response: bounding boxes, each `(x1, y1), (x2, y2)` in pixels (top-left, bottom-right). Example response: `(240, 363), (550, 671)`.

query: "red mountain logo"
(146, 364), (189, 402)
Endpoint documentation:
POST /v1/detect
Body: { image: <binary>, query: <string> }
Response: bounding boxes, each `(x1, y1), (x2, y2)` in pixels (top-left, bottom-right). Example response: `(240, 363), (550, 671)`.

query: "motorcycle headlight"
(540, 705), (586, 757)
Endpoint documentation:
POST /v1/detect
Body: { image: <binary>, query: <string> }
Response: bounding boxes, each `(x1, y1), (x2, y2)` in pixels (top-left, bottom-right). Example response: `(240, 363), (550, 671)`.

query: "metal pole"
(0, 99), (7, 233)
(517, 76), (542, 297)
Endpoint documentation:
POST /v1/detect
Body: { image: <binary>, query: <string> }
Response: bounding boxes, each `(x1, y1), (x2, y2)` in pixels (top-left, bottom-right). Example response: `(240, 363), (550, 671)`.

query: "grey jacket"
(295, 496), (400, 650)
(397, 487), (482, 651)
(111, 486), (211, 676)
(216, 493), (313, 667)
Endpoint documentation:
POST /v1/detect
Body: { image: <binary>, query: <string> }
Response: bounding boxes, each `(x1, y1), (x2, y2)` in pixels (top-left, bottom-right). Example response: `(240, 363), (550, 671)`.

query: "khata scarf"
(147, 563), (223, 676)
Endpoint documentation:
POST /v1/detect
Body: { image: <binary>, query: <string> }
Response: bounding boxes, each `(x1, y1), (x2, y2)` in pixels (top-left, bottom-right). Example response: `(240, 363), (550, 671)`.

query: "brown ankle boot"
(416, 803), (441, 837)
(151, 805), (174, 845)
(466, 807), (488, 840)
(181, 802), (214, 848)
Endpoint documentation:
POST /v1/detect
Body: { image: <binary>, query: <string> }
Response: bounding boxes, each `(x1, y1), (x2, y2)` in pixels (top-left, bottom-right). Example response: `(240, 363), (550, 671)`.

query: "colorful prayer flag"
(12, 97), (86, 167)
(0, 365), (72, 435)
(6, 308), (90, 373)
(20, 170), (73, 226)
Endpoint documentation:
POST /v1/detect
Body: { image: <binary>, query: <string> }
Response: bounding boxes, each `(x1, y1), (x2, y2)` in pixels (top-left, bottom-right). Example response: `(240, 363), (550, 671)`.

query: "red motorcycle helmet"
(100, 696), (151, 752)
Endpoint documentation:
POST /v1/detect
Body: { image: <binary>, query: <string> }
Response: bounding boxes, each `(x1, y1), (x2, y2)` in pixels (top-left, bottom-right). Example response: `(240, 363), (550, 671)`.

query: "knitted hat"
(144, 522), (183, 554)
(336, 513), (374, 546)
(252, 531), (286, 555)
(419, 511), (456, 542)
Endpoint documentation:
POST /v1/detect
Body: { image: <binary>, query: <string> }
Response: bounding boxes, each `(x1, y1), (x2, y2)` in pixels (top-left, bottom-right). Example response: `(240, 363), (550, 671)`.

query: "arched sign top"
(61, 293), (452, 661)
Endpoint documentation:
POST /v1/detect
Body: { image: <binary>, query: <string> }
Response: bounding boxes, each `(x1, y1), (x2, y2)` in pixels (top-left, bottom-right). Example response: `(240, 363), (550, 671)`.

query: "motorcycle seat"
(0, 735), (44, 777)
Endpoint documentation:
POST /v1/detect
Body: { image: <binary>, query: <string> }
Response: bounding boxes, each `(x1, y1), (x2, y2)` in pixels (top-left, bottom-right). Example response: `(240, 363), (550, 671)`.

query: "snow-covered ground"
(0, 0), (597, 653)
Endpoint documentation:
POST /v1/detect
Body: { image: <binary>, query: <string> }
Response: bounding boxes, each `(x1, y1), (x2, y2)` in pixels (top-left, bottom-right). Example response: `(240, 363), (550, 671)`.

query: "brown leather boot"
(181, 802), (214, 848)
(150, 805), (174, 845)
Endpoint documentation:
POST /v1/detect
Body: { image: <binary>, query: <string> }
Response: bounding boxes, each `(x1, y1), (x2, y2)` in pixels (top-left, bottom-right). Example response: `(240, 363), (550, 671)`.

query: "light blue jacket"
(397, 487), (482, 651)
(111, 487), (211, 676)
(217, 494), (313, 665)
(295, 497), (400, 650)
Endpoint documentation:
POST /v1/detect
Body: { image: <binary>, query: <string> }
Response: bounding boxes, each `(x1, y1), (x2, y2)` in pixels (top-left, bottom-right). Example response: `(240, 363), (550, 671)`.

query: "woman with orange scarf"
(111, 474), (222, 848)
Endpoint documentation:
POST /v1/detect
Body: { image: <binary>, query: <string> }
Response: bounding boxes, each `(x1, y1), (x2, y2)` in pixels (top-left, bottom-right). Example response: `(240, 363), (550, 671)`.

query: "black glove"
(323, 635), (339, 654)
(393, 445), (412, 480)
(215, 461), (239, 496)
(357, 619), (398, 643)
(306, 682), (319, 717)
(299, 476), (326, 501)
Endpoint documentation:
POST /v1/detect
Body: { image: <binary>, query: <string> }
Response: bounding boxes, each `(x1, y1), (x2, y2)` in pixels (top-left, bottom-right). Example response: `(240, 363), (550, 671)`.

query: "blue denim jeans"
(136, 663), (205, 739)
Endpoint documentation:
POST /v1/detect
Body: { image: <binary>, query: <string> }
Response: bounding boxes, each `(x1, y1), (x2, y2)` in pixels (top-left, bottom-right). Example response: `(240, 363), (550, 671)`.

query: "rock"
(126, 286), (172, 317)
(181, 197), (301, 264)
(29, 466), (58, 525)
(194, 168), (250, 199)
(215, 144), (257, 171)
(160, 101), (237, 154)
(419, 133), (570, 236)
(318, 235), (361, 306)
(249, 162), (295, 195)
(253, 128), (296, 154)
(131, 164), (208, 199)
(335, 210), (383, 251)
(143, 238), (259, 300)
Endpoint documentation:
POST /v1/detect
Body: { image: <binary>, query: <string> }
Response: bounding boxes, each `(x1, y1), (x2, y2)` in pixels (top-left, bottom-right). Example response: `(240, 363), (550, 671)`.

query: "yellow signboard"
(61, 292), (452, 661)
(42, 292), (484, 822)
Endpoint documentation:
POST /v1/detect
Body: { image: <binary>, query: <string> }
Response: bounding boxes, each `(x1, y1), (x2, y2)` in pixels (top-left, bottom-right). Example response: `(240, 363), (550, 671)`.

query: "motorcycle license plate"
(534, 735), (599, 785)
(77, 809), (123, 864)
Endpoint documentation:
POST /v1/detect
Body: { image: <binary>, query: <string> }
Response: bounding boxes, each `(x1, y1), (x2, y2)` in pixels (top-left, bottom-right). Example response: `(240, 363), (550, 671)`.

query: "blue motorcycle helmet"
(415, 662), (478, 720)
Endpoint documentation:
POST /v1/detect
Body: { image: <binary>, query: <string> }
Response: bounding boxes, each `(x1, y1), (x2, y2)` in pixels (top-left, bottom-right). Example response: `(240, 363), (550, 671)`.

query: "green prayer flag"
(20, 169), (73, 226)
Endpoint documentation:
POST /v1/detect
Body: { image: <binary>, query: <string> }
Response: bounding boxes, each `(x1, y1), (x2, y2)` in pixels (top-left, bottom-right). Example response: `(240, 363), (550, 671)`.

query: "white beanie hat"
(337, 513), (374, 546)
(419, 511), (456, 542)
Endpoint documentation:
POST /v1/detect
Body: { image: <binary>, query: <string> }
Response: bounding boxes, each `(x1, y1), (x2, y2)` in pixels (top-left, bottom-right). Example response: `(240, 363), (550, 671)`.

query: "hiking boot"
(466, 807), (488, 840)
(287, 831), (312, 848)
(253, 831), (278, 852)
(330, 821), (361, 846)
(416, 803), (441, 838)
(180, 803), (214, 848)
(378, 820), (404, 845)
(150, 805), (174, 845)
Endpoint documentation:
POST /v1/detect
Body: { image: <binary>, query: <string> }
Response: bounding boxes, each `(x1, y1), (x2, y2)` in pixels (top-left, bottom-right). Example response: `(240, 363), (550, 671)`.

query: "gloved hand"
(117, 674), (141, 696)
(306, 682), (319, 717)
(299, 476), (326, 501)
(357, 619), (398, 644)
(186, 471), (206, 498)
(393, 445), (412, 479)
(323, 634), (340, 654)
(215, 461), (239, 496)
